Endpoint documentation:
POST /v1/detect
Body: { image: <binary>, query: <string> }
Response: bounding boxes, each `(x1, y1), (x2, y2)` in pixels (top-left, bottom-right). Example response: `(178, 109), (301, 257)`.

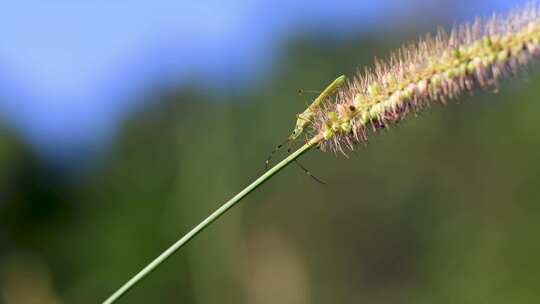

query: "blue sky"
(0, 0), (518, 163)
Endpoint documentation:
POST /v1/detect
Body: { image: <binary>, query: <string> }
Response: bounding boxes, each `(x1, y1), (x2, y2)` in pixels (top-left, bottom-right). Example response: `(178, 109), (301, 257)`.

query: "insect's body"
(265, 75), (347, 173)
(288, 75), (347, 142)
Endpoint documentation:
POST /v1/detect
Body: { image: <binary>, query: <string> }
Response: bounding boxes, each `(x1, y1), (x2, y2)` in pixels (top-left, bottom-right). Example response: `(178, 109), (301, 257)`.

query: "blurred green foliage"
(2, 34), (540, 304)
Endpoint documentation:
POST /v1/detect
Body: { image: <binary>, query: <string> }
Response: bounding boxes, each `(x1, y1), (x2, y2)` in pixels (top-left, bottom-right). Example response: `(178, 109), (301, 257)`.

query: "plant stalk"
(103, 139), (318, 304)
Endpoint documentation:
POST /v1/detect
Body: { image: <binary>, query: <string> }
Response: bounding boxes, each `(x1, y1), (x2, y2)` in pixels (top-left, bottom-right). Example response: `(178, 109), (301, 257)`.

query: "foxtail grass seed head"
(308, 2), (540, 153)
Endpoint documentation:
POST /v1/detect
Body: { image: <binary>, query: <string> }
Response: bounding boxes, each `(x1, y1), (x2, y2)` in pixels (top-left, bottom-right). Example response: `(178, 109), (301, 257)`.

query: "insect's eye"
(292, 131), (296, 134)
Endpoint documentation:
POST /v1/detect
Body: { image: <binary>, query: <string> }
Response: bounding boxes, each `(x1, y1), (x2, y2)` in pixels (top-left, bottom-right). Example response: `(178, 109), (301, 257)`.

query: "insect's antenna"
(297, 89), (322, 96)
(265, 138), (290, 170)
(294, 160), (325, 184)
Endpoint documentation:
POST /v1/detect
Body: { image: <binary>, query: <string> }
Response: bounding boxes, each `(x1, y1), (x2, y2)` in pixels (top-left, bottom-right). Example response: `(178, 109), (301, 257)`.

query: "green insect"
(288, 75), (347, 143)
(265, 75), (347, 172)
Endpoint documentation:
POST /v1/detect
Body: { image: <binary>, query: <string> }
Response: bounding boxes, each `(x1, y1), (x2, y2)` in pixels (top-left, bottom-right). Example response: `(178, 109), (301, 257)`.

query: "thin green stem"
(102, 141), (316, 304)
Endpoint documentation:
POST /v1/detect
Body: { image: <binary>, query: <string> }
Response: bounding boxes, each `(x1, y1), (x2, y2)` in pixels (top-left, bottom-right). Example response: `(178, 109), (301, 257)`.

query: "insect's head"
(289, 113), (311, 141)
(288, 126), (302, 142)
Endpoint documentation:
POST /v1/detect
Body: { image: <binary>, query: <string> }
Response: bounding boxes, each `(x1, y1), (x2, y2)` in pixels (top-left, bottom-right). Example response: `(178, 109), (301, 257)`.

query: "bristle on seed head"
(310, 2), (540, 153)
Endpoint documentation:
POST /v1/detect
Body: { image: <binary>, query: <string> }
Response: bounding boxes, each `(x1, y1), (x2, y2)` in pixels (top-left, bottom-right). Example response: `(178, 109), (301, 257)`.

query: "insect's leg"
(287, 135), (302, 153)
(294, 160), (325, 184)
(287, 140), (294, 153)
(265, 138), (290, 170)
(296, 113), (313, 123)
